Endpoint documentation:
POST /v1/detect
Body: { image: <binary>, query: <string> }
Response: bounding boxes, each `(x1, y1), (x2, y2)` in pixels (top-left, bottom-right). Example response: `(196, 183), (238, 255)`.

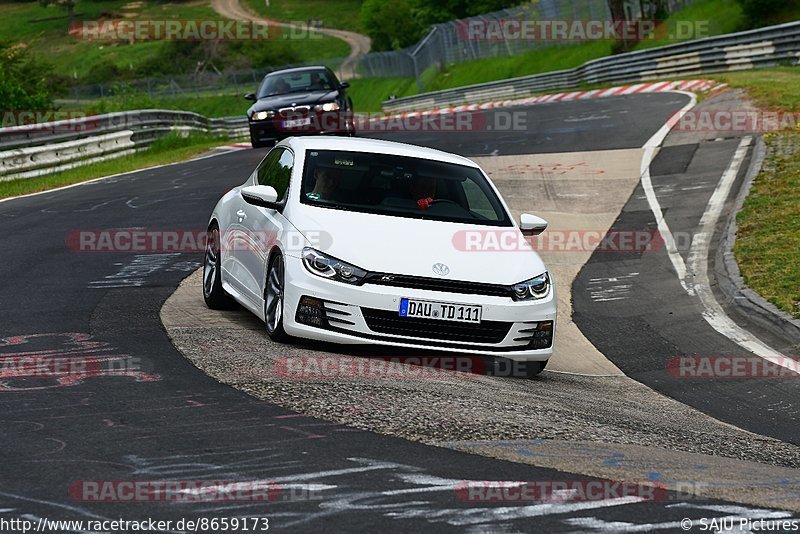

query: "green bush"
(361, 0), (532, 52)
(736, 0), (788, 27)
(361, 0), (425, 51)
(0, 41), (53, 110)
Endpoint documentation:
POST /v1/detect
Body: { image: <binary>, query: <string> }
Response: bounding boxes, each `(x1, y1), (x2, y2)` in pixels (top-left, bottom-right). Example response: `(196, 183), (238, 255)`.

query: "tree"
(362, 0), (524, 51)
(736, 0), (786, 28)
(361, 0), (425, 51)
(606, 0), (634, 53)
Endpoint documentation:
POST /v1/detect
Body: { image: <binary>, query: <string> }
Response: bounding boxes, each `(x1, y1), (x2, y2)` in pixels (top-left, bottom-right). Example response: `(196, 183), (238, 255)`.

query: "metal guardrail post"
(0, 109), (249, 181)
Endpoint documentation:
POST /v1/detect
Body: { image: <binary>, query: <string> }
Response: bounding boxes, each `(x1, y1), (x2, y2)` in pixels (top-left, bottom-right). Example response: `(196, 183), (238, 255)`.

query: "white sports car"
(203, 136), (556, 376)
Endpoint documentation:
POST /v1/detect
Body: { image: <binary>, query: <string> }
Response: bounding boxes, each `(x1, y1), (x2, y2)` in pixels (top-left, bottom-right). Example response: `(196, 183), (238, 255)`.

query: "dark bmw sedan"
(245, 66), (356, 148)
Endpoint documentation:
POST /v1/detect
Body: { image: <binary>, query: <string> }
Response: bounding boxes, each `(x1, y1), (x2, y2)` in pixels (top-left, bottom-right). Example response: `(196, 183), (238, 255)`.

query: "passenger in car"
(410, 176), (437, 200)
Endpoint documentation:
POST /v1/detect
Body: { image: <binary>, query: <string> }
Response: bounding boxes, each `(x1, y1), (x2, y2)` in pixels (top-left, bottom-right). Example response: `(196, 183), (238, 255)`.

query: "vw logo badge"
(432, 263), (450, 276)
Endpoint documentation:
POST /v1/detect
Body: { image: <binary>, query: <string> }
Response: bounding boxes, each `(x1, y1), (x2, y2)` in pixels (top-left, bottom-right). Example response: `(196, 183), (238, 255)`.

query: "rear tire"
(264, 252), (290, 343)
(203, 225), (237, 310)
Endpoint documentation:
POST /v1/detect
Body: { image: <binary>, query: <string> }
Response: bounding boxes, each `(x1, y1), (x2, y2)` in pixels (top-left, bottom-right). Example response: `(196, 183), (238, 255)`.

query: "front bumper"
(281, 254), (556, 362)
(249, 111), (355, 143)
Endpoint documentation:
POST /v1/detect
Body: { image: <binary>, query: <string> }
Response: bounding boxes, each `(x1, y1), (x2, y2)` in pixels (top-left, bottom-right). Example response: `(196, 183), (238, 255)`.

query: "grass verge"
(0, 132), (238, 200)
(725, 68), (800, 319)
(1, 0), (348, 84)
(347, 77), (418, 112)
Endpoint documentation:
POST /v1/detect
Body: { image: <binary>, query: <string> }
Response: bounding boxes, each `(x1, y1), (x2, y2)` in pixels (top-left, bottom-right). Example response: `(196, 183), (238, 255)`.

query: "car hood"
(250, 90), (339, 113)
(288, 207), (546, 285)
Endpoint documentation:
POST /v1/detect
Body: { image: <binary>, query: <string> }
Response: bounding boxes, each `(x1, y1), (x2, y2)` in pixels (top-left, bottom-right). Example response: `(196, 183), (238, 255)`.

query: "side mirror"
(241, 185), (281, 210)
(339, 82), (350, 89)
(244, 93), (257, 101)
(519, 213), (548, 236)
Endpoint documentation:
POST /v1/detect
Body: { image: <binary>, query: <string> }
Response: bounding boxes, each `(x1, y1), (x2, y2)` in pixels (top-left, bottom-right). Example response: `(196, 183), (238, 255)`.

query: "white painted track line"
(686, 137), (795, 369)
(638, 96), (793, 371)
(640, 92), (697, 294)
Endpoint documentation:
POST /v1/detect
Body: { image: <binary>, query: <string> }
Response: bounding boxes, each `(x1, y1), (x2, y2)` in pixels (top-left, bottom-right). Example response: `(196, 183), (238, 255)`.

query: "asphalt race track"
(1, 93), (797, 531)
(574, 138), (800, 445)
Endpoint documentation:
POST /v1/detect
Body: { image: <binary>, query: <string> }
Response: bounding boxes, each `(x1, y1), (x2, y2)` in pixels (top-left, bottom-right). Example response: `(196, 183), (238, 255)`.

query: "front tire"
(491, 357), (548, 378)
(521, 360), (548, 378)
(203, 225), (237, 310)
(265, 252), (289, 342)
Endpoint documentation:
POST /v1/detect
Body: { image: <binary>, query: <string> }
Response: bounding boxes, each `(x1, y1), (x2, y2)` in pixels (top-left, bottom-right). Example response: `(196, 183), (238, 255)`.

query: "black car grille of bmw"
(361, 308), (512, 344)
(363, 273), (512, 298)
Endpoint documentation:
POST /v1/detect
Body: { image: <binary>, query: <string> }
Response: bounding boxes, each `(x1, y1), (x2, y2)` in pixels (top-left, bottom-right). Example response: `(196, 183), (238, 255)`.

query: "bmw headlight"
(302, 248), (366, 285)
(511, 272), (550, 301)
(313, 102), (340, 112)
(252, 110), (275, 121)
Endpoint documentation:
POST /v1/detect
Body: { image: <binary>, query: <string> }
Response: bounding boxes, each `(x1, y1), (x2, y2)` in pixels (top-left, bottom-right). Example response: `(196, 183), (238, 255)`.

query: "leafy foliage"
(361, 0), (523, 51)
(0, 42), (54, 110)
(736, 0), (793, 27)
(81, 40), (302, 84)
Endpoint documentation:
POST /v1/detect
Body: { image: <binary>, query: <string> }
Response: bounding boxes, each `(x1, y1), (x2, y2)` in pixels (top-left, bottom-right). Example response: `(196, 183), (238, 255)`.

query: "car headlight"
(302, 248), (366, 285)
(511, 272), (550, 301)
(313, 102), (340, 112)
(252, 110), (275, 121)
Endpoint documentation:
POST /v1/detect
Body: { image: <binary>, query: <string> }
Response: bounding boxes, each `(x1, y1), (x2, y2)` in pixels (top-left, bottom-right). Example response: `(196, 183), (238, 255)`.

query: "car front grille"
(278, 105), (311, 114)
(361, 308), (512, 344)
(363, 273), (511, 298)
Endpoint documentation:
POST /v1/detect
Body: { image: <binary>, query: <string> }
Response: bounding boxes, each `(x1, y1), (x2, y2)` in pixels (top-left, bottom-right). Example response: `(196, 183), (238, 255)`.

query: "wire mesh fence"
(65, 59), (347, 102)
(350, 0), (695, 88)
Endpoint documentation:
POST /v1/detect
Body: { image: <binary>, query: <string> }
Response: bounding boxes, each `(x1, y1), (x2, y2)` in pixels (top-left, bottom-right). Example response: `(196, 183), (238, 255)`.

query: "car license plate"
(398, 298), (482, 323)
(283, 118), (312, 128)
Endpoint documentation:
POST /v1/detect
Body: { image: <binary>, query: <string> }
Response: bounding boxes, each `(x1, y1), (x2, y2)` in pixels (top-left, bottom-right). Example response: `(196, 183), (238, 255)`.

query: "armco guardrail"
(383, 20), (800, 113)
(0, 110), (247, 182)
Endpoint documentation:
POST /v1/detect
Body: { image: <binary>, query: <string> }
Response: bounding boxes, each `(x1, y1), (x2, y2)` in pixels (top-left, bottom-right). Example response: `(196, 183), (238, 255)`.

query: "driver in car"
(273, 78), (290, 94)
(309, 73), (326, 91)
(306, 166), (340, 201)
(382, 175), (438, 209)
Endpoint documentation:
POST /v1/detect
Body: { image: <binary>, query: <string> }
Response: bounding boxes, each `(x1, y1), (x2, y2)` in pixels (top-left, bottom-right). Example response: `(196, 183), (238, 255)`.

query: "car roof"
(281, 136), (479, 168)
(264, 66), (330, 77)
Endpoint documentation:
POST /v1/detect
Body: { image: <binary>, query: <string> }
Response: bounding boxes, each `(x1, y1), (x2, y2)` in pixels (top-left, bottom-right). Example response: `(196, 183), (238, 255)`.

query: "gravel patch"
(166, 273), (800, 470)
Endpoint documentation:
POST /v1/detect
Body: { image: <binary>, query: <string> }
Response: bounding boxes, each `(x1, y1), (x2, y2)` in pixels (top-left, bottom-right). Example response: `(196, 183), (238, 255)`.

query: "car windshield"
(300, 150), (512, 226)
(258, 70), (336, 97)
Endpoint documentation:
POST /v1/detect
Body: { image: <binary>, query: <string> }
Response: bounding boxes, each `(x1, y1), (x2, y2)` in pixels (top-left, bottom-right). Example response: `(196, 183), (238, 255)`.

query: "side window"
(256, 149), (281, 186)
(256, 148), (294, 200)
